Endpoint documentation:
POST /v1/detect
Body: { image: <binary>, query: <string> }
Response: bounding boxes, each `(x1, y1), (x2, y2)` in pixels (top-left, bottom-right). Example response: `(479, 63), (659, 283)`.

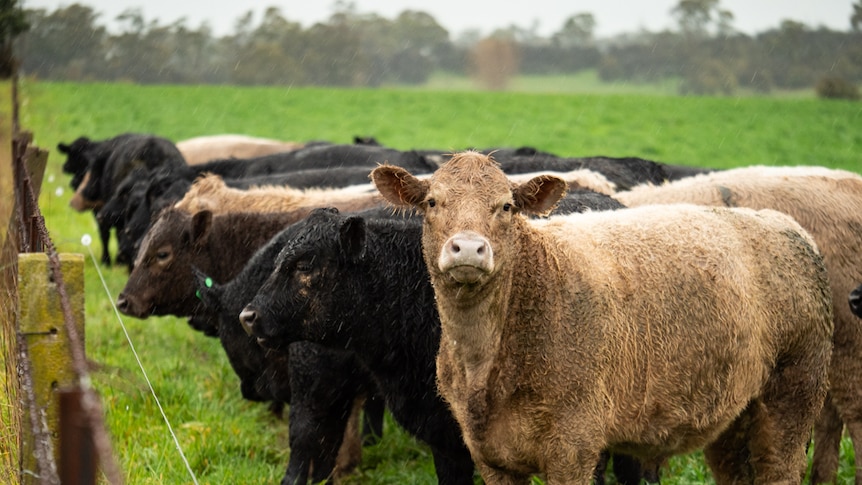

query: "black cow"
(205, 209), (476, 484)
(58, 133), (186, 265)
(190, 209), (396, 484)
(496, 155), (675, 191)
(416, 150), (712, 191)
(59, 133), (141, 190)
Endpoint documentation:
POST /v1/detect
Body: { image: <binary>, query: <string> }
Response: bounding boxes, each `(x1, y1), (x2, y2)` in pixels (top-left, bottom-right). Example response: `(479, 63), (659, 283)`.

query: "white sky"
(21, 0), (856, 38)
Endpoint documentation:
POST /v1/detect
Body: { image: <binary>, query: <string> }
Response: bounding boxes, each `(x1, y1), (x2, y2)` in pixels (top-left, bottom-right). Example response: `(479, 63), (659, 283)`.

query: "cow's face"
(59, 137), (94, 188)
(116, 209), (212, 318)
(240, 208), (354, 349)
(373, 151), (566, 299)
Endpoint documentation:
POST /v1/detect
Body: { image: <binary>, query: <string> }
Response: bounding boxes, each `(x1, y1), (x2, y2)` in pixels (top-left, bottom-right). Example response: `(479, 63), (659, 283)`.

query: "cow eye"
(502, 203), (512, 212)
(295, 260), (313, 272)
(427, 198), (436, 208)
(156, 250), (170, 261)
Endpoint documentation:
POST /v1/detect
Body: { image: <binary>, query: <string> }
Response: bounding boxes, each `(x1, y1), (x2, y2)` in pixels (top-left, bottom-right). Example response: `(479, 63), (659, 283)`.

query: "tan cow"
(175, 134), (304, 165)
(372, 151), (833, 484)
(614, 165), (862, 484)
(172, 173), (384, 215)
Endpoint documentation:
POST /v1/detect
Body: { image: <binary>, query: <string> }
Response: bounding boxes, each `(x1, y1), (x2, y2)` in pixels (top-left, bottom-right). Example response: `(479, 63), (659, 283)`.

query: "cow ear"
(513, 175), (568, 216)
(339, 216), (367, 262)
(58, 143), (70, 153)
(192, 266), (223, 312)
(190, 210), (213, 245)
(371, 164), (429, 209)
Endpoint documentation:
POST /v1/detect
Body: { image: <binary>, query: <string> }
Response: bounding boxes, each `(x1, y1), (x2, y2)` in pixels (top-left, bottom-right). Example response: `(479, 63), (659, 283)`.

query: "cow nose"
(116, 295), (129, 313)
(439, 231), (494, 274)
(239, 308), (257, 335)
(449, 237), (486, 257)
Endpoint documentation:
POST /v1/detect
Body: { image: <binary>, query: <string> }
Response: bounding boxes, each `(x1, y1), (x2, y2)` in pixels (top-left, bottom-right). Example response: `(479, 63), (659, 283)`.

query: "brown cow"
(172, 173), (384, 215)
(614, 165), (862, 485)
(372, 151), (833, 484)
(175, 134), (304, 165)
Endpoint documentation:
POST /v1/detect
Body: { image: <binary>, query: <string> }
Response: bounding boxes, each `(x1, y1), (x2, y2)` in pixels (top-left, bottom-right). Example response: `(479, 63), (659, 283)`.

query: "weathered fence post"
(17, 253), (85, 483)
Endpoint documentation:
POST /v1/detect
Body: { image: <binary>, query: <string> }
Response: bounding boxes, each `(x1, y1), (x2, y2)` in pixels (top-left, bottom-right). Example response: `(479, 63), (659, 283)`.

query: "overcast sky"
(21, 0), (856, 38)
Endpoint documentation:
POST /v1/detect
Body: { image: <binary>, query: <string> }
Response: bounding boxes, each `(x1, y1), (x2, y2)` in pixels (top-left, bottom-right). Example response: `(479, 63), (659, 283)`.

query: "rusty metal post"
(58, 388), (96, 485)
(17, 253), (85, 483)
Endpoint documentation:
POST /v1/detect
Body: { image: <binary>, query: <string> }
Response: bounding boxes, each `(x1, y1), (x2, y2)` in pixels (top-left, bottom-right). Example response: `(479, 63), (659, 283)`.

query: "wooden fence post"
(17, 253), (85, 483)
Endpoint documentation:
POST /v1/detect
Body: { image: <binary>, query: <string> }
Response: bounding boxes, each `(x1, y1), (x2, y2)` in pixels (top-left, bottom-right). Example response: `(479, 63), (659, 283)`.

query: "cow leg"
(704, 406), (754, 484)
(843, 419), (862, 485)
(430, 445), (477, 485)
(748, 354), (827, 484)
(593, 451), (609, 485)
(282, 342), (363, 485)
(612, 453), (660, 485)
(543, 447), (603, 485)
(97, 215), (112, 265)
(361, 391), (385, 445)
(810, 393), (842, 485)
(474, 467), (529, 485)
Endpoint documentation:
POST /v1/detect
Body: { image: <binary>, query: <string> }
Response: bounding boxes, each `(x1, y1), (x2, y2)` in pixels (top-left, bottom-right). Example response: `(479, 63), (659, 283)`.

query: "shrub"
(816, 76), (860, 100)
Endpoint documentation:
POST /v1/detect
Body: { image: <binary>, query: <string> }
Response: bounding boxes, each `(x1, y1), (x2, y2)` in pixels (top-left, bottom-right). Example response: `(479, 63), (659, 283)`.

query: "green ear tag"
(195, 290), (201, 300)
(205, 277), (213, 288)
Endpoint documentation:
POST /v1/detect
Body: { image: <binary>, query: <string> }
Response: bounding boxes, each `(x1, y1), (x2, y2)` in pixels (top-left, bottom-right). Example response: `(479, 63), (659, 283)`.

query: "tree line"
(10, 1), (862, 96)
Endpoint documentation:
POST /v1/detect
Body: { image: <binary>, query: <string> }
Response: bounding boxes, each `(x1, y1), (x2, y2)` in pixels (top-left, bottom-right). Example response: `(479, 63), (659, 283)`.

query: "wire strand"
(83, 240), (200, 485)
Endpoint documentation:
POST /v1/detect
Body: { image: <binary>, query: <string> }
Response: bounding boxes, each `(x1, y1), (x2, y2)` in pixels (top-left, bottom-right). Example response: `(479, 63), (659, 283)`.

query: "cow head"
(58, 137), (94, 190)
(372, 151), (566, 299)
(239, 208), (362, 350)
(116, 208), (213, 318)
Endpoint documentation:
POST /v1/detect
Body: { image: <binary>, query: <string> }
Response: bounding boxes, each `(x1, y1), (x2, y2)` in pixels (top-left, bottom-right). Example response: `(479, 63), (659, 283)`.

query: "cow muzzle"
(116, 292), (148, 318)
(439, 231), (494, 284)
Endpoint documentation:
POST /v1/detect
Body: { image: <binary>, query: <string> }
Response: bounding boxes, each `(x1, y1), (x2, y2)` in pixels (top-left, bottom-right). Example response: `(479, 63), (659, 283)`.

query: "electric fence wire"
(82, 235), (200, 485)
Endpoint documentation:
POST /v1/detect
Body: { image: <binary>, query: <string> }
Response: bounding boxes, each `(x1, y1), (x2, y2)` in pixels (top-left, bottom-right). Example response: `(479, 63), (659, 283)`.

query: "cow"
(415, 149), (713, 191)
(175, 134), (304, 164)
(58, 133), (188, 265)
(370, 151), (833, 484)
(172, 173), (383, 216)
(613, 165), (862, 485)
(235, 208), (478, 485)
(59, 133), (141, 191)
(115, 207), (385, 485)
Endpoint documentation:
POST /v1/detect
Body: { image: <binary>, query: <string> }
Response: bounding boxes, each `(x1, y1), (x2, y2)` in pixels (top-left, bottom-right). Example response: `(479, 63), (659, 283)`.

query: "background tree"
(0, 0), (29, 77)
(389, 11), (452, 83)
(224, 7), (306, 85)
(17, 4), (104, 80)
(553, 13), (596, 47)
(852, 1), (862, 31)
(671, 0), (732, 37)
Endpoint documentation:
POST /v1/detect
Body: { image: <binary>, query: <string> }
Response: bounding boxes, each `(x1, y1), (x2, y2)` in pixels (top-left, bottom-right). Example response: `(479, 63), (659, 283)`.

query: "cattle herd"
(58, 132), (862, 485)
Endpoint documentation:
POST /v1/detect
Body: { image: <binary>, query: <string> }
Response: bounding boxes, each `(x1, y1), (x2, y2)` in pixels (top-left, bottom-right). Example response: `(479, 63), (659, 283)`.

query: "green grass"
(14, 79), (862, 484)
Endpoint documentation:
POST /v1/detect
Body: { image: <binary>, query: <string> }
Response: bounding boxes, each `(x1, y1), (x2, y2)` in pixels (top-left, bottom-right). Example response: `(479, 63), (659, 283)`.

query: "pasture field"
(13, 79), (862, 484)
